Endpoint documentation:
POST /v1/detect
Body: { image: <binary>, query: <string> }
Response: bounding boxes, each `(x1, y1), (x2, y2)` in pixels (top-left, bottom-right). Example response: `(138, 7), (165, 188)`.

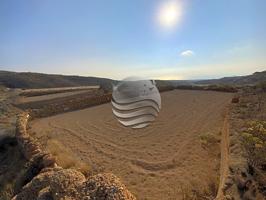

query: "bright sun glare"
(157, 1), (182, 29)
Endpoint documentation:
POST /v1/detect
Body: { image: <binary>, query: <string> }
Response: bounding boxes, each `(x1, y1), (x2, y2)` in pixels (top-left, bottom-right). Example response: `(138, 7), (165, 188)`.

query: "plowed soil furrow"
(30, 90), (233, 199)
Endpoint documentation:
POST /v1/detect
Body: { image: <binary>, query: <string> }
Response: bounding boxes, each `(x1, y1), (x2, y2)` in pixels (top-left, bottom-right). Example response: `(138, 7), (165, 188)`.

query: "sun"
(157, 1), (182, 29)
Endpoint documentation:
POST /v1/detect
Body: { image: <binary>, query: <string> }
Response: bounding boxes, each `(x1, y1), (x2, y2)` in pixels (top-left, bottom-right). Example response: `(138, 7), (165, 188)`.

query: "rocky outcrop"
(14, 112), (136, 200)
(13, 167), (135, 200)
(15, 112), (56, 167)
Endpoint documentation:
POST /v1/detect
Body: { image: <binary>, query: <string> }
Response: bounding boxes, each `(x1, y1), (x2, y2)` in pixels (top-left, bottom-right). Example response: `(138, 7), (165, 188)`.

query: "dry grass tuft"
(179, 176), (219, 200)
(0, 183), (14, 200)
(47, 139), (91, 176)
(199, 132), (220, 147)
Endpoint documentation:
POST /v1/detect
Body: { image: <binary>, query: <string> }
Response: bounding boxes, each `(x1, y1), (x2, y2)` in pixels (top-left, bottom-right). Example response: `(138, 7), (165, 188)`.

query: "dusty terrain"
(29, 90), (233, 199)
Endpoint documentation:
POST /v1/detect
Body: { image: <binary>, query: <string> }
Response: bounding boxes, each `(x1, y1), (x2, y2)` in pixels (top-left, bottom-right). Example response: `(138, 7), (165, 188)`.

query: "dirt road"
(30, 90), (233, 199)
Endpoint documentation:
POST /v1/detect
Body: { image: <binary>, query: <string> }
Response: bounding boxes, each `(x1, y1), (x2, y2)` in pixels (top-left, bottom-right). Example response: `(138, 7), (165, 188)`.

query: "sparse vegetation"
(0, 85), (6, 91)
(47, 139), (92, 177)
(206, 84), (238, 93)
(200, 132), (220, 147)
(241, 120), (266, 169)
(255, 81), (266, 92)
(0, 183), (14, 200)
(175, 84), (238, 93)
(180, 176), (219, 200)
(223, 85), (266, 199)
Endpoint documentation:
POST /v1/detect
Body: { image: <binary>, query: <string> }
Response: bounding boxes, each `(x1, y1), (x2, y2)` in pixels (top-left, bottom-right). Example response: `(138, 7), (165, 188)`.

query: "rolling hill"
(0, 70), (115, 89)
(0, 70), (265, 90)
(195, 71), (266, 85)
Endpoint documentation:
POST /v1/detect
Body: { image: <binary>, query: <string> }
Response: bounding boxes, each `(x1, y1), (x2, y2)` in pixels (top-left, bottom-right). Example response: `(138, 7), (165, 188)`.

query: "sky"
(0, 0), (265, 80)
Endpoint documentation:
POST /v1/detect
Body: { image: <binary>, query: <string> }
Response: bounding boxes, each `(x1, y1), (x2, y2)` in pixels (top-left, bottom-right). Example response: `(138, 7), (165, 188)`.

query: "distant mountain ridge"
(0, 70), (265, 89)
(195, 71), (266, 85)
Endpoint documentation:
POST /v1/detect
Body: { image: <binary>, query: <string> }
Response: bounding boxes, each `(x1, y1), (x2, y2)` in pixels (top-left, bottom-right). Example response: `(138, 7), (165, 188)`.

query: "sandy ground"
(30, 90), (233, 199)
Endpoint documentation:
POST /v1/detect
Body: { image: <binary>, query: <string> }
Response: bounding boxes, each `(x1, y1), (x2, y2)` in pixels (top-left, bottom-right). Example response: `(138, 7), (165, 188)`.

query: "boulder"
(13, 168), (136, 200)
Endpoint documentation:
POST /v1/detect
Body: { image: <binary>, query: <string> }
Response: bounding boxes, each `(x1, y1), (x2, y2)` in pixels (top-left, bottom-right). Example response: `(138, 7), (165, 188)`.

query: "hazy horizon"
(1, 0), (265, 80)
(1, 68), (265, 82)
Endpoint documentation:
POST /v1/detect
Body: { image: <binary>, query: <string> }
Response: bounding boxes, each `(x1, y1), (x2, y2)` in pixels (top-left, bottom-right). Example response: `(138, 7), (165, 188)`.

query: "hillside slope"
(0, 70), (114, 89)
(1, 70), (265, 89)
(196, 71), (266, 85)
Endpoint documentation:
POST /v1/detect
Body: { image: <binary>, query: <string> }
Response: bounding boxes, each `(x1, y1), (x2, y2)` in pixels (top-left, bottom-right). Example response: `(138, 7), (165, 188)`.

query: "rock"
(13, 112), (135, 200)
(36, 187), (52, 200)
(81, 173), (136, 200)
(231, 97), (239, 103)
(42, 153), (57, 168)
(225, 194), (233, 200)
(13, 168), (136, 200)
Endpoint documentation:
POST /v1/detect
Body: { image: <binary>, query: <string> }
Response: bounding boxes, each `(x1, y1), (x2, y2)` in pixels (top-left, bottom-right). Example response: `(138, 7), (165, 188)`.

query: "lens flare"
(157, 1), (182, 29)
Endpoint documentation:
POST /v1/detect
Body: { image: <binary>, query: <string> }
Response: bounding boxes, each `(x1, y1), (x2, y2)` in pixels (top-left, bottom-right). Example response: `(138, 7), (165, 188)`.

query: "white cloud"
(180, 50), (194, 57)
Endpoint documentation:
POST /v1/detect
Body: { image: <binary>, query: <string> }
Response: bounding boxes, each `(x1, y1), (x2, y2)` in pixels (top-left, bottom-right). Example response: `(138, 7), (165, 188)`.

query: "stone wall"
(14, 112), (136, 200)
(17, 93), (112, 119)
(15, 112), (56, 167)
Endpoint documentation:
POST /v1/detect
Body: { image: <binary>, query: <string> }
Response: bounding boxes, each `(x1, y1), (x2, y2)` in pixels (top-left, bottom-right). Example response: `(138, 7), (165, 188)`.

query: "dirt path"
(30, 90), (233, 199)
(215, 109), (230, 200)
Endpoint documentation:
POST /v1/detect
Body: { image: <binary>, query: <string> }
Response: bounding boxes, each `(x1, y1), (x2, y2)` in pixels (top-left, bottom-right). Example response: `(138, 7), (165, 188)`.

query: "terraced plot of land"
(29, 90), (233, 199)
(17, 90), (93, 103)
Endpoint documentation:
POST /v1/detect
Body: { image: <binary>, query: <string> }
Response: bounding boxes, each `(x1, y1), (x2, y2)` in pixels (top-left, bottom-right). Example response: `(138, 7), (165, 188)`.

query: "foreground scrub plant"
(242, 120), (266, 169)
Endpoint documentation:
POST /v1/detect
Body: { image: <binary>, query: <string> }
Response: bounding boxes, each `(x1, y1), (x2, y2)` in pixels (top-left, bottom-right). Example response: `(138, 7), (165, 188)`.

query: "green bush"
(241, 120), (266, 169)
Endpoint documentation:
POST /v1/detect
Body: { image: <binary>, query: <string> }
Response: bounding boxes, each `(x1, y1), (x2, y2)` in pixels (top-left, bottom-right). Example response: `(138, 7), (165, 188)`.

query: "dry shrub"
(0, 183), (14, 200)
(179, 176), (219, 200)
(0, 85), (6, 92)
(241, 120), (266, 196)
(206, 84), (238, 93)
(47, 139), (91, 176)
(232, 96), (240, 103)
(175, 84), (238, 93)
(200, 132), (220, 147)
(255, 81), (266, 92)
(241, 120), (266, 169)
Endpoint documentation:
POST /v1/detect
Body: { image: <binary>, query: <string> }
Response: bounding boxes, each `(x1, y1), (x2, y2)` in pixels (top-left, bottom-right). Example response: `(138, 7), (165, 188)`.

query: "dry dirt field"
(29, 90), (233, 199)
